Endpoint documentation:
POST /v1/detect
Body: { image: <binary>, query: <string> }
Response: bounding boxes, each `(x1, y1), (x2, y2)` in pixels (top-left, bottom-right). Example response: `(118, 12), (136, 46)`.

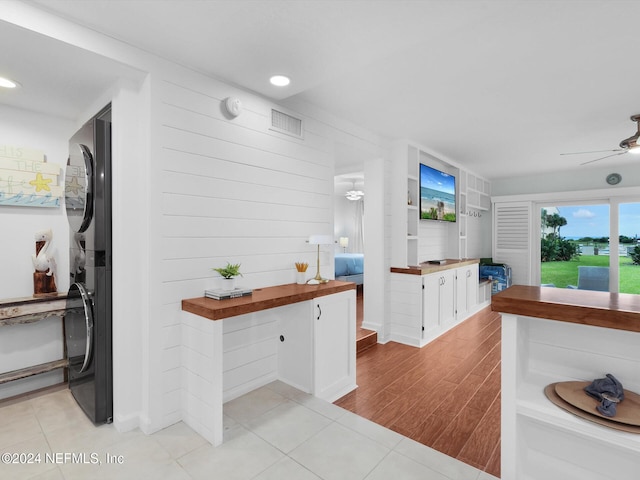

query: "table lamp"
(307, 235), (333, 284)
(339, 237), (349, 253)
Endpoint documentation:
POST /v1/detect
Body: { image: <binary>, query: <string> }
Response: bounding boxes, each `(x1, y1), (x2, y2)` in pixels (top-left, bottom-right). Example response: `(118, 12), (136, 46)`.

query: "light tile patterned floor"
(0, 382), (500, 480)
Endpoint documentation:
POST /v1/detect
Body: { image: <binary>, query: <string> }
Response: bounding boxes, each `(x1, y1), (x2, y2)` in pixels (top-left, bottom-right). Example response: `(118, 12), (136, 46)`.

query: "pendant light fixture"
(345, 180), (364, 201)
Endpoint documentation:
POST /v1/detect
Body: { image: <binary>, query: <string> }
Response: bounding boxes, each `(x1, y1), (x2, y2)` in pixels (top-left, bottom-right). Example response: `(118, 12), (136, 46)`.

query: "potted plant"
(212, 262), (243, 291)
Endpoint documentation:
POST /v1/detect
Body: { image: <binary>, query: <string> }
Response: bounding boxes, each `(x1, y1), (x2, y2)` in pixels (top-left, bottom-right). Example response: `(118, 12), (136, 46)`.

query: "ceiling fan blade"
(560, 149), (625, 156)
(580, 151), (627, 165)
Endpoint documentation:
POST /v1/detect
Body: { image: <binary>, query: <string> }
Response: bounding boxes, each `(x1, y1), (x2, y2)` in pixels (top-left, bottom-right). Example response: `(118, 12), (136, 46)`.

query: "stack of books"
(205, 287), (253, 300)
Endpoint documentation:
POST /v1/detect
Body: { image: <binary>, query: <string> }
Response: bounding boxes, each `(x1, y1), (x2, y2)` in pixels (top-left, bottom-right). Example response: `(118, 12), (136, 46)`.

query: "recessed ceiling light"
(0, 77), (19, 89)
(270, 75), (290, 87)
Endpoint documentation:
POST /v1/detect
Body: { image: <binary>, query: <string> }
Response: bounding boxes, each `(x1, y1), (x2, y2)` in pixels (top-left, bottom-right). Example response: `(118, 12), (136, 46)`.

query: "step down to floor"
(356, 329), (377, 356)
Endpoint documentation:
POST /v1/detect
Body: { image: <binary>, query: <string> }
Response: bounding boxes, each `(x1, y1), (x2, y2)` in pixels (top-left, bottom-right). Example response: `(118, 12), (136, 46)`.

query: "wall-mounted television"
(419, 163), (456, 222)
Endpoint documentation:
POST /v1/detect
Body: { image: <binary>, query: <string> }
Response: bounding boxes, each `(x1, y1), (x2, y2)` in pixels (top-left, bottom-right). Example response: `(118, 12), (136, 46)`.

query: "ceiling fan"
(560, 114), (640, 165)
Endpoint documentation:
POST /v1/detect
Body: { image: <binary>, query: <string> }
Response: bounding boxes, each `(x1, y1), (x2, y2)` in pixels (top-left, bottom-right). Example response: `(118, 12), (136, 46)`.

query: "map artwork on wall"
(0, 145), (62, 208)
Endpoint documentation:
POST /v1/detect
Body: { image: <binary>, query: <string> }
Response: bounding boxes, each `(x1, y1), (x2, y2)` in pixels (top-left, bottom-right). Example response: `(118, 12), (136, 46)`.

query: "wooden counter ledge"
(0, 293), (68, 327)
(182, 280), (355, 321)
(391, 258), (479, 275)
(492, 285), (640, 333)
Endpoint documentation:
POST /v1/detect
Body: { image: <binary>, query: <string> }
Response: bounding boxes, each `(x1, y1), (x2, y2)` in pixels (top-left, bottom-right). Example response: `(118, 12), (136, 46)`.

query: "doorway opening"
(618, 202), (640, 294)
(539, 201), (640, 294)
(333, 173), (375, 353)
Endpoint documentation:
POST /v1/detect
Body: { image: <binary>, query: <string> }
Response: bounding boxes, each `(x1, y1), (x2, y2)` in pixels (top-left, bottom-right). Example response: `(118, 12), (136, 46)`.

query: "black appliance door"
(65, 143), (93, 234)
(65, 283), (94, 375)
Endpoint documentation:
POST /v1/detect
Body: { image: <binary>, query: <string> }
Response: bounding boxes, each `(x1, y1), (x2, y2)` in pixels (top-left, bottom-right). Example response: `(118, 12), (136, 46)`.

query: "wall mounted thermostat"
(224, 97), (242, 117)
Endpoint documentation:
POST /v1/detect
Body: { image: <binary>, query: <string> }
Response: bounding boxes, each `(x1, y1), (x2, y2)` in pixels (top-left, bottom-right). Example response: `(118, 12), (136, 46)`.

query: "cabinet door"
(314, 290), (356, 402)
(439, 269), (456, 327)
(456, 264), (479, 319)
(422, 273), (441, 336)
(466, 264), (479, 313)
(277, 302), (313, 393)
(456, 267), (468, 319)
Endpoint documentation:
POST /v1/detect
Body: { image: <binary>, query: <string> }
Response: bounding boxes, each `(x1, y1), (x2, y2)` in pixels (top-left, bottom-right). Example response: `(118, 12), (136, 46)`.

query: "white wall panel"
(0, 106), (74, 399)
(160, 170), (329, 209)
(141, 62), (385, 431)
(417, 221), (450, 262)
(156, 78), (334, 307)
(160, 130), (330, 182)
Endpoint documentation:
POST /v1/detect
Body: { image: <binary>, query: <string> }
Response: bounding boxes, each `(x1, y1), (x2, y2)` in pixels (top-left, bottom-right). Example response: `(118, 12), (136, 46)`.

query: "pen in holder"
(295, 262), (308, 284)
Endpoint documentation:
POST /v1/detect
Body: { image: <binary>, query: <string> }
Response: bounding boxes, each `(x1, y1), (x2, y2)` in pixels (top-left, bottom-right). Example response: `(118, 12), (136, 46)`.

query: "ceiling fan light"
(0, 76), (19, 89)
(622, 114), (640, 153)
(629, 140), (640, 154)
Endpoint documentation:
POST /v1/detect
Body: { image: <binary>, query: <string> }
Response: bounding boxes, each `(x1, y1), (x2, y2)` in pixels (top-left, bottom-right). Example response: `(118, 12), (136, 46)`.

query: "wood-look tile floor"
(336, 306), (501, 478)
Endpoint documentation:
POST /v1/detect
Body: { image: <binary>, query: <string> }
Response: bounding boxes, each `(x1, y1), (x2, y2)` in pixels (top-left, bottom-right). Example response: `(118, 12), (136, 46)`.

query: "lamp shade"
(308, 235), (333, 245)
(339, 237), (349, 248)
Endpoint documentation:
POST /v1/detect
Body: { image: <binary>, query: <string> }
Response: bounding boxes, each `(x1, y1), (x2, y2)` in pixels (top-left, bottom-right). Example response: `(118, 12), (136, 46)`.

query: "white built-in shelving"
(465, 171), (491, 211)
(391, 140), (491, 267)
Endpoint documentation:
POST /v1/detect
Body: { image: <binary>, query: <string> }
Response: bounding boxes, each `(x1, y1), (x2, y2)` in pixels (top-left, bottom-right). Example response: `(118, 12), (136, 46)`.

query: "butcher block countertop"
(182, 280), (355, 321)
(390, 258), (480, 275)
(492, 285), (640, 333)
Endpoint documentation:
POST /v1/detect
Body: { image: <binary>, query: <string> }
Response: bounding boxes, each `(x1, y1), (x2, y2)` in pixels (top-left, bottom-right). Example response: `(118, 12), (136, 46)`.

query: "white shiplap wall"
(151, 74), (338, 431)
(158, 79), (334, 298)
(417, 221), (450, 263)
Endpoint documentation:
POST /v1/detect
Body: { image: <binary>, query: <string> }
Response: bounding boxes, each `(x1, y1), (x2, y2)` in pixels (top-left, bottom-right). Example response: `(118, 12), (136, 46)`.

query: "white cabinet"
(277, 290), (356, 403)
(277, 302), (314, 393)
(422, 269), (455, 335)
(502, 313), (640, 480)
(456, 263), (479, 319)
(313, 291), (356, 402)
(182, 283), (356, 448)
(389, 262), (482, 347)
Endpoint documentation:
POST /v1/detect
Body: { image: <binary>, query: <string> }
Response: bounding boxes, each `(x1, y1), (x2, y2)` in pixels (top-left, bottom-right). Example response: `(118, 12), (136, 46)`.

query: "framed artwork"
(0, 145), (61, 207)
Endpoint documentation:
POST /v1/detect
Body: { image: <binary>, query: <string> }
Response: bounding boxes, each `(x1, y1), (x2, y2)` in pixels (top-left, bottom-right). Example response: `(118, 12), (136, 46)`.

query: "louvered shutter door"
(492, 201), (533, 286)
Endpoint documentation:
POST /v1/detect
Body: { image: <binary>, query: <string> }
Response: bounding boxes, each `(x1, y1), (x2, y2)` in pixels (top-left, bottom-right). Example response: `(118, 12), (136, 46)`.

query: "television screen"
(420, 163), (456, 222)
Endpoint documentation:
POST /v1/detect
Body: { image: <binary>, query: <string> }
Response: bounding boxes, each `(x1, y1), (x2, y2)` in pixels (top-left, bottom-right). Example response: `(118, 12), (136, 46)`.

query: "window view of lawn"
(541, 254), (640, 294)
(540, 203), (640, 294)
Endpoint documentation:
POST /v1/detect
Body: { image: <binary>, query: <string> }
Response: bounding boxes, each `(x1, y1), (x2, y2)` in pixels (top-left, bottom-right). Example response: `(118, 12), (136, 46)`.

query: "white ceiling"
(0, 19), (144, 120)
(6, 0), (640, 179)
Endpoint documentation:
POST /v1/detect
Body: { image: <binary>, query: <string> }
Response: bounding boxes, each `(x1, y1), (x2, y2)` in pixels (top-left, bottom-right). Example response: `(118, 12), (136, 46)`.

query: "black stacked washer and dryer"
(64, 105), (113, 425)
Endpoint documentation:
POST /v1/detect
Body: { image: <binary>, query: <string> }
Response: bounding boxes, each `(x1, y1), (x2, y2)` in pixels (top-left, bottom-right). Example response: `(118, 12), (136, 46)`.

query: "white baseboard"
(113, 411), (140, 433)
(223, 372), (278, 404)
(360, 321), (380, 333)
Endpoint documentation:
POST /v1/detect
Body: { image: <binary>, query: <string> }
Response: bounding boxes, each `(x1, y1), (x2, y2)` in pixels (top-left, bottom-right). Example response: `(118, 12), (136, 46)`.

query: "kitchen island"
(492, 285), (640, 479)
(181, 280), (356, 446)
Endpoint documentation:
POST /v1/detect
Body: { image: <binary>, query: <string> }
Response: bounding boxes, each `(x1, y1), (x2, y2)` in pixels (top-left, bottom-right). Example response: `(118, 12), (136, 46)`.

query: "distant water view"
(565, 236), (596, 241)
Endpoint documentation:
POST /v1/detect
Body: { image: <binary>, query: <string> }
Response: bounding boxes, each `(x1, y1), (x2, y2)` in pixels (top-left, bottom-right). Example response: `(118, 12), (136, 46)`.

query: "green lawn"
(541, 254), (640, 294)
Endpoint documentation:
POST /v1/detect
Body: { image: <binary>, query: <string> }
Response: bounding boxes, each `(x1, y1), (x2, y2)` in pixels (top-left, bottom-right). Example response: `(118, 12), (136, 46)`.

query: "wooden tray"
(545, 383), (640, 434)
(555, 381), (640, 427)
